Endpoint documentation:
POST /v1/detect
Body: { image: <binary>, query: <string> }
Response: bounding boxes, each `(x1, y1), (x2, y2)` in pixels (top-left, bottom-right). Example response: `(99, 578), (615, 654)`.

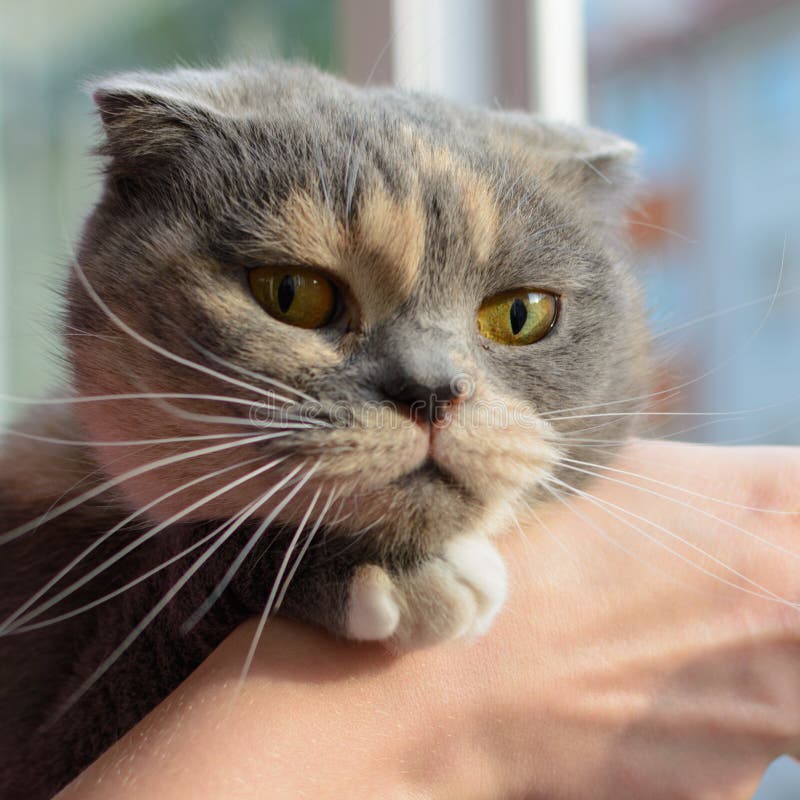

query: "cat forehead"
(214, 115), (590, 325)
(91, 65), (633, 317)
(248, 131), (503, 311)
(218, 101), (573, 316)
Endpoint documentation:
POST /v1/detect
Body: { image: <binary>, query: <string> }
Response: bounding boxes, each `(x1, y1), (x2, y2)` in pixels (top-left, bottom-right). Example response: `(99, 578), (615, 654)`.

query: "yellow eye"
(249, 266), (338, 329)
(477, 289), (558, 345)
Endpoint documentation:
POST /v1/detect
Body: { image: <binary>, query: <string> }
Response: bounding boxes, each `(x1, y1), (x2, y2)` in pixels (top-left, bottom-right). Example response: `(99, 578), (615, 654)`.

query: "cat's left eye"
(477, 289), (558, 346)
(249, 266), (338, 329)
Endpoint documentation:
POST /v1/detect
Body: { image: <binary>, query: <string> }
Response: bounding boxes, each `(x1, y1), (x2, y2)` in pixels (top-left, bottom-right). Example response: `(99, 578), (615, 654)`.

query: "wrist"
(249, 619), (513, 799)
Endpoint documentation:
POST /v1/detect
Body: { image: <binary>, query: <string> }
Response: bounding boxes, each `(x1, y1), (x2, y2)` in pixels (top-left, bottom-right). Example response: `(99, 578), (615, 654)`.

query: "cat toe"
(391, 534), (508, 648)
(442, 533), (508, 637)
(345, 564), (401, 641)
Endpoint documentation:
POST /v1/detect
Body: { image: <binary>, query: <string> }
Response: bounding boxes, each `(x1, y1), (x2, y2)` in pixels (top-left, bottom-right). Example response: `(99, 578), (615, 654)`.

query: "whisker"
(50, 473), (285, 721)
(182, 335), (320, 407)
(5, 457), (288, 633)
(325, 495), (351, 529)
(62, 323), (117, 343)
(238, 484), (324, 687)
(561, 456), (800, 515)
(545, 392), (685, 436)
(181, 460), (320, 632)
(559, 461), (800, 561)
(23, 442), (168, 554)
(516, 498), (582, 568)
(543, 241), (789, 422)
(274, 486), (338, 611)
(611, 217), (695, 244)
(152, 397), (329, 430)
(0, 391), (267, 409)
(71, 259), (304, 407)
(0, 456), (265, 633)
(712, 412), (800, 446)
(1, 428), (262, 448)
(310, 514), (388, 562)
(653, 285), (800, 339)
(11, 507), (254, 634)
(540, 482), (695, 588)
(560, 409), (751, 444)
(545, 401), (800, 422)
(545, 475), (799, 609)
(562, 442), (747, 488)
(0, 430), (291, 546)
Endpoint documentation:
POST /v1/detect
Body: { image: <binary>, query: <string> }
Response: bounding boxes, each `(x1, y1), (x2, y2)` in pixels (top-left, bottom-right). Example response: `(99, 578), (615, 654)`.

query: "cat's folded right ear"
(86, 72), (225, 197)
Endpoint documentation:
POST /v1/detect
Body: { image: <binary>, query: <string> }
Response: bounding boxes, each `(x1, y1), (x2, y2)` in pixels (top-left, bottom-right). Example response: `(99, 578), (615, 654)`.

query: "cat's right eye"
(249, 266), (339, 329)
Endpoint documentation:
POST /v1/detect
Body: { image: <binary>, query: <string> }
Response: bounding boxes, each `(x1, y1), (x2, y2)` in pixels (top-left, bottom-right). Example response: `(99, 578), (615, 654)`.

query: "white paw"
(345, 565), (401, 640)
(441, 534), (508, 637)
(345, 534), (508, 648)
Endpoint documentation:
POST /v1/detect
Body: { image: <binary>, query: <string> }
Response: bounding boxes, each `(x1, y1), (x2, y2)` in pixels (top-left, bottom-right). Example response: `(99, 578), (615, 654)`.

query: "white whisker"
(274, 486), (338, 611)
(153, 397), (329, 430)
(546, 400), (800, 423)
(182, 460), (320, 632)
(238, 485), (324, 686)
(561, 409), (750, 444)
(608, 217), (695, 244)
(0, 456), (265, 634)
(311, 513), (387, 562)
(559, 461), (800, 561)
(11, 509), (250, 634)
(654, 285), (800, 339)
(51, 474), (285, 720)
(0, 430), (290, 546)
(1, 428), (261, 448)
(546, 475), (799, 610)
(517, 498), (582, 568)
(6, 457), (288, 633)
(0, 391), (265, 409)
(540, 482), (690, 587)
(71, 259), (307, 407)
(543, 240), (789, 423)
(561, 456), (800, 515)
(183, 335), (320, 407)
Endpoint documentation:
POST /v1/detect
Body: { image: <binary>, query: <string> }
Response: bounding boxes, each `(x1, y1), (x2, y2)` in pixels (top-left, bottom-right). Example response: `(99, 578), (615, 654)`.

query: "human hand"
(59, 440), (800, 800)
(476, 439), (800, 799)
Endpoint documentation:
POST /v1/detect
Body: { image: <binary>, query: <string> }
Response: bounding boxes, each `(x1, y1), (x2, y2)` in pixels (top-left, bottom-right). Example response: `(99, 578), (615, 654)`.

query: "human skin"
(58, 440), (800, 800)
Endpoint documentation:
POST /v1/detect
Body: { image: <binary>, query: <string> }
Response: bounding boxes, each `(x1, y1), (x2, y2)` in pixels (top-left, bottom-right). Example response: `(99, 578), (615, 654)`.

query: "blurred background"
(1, 0), (798, 794)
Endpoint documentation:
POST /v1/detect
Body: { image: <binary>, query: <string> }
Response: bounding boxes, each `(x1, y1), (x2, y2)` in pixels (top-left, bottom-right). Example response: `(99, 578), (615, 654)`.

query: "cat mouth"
(399, 457), (462, 490)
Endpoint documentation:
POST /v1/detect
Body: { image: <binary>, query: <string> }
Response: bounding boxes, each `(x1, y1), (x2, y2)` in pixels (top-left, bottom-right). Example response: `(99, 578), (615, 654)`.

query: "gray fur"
(0, 62), (650, 798)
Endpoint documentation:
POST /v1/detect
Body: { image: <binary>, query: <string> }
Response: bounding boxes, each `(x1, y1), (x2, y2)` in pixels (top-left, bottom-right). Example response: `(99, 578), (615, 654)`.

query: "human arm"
(58, 440), (800, 800)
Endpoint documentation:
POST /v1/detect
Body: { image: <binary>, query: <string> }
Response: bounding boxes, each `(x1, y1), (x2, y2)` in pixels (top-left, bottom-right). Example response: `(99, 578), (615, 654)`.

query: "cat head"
(67, 63), (650, 551)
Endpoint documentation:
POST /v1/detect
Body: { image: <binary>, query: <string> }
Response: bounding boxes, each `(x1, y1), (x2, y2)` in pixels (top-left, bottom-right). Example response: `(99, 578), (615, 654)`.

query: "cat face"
(67, 64), (649, 553)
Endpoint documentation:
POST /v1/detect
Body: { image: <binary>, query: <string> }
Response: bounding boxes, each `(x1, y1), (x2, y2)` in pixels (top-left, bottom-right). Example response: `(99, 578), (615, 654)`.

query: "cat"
(0, 62), (649, 798)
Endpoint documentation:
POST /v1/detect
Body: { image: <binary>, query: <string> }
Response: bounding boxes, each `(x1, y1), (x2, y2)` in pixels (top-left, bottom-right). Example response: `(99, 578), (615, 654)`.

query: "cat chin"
(298, 470), (520, 554)
(394, 458), (464, 491)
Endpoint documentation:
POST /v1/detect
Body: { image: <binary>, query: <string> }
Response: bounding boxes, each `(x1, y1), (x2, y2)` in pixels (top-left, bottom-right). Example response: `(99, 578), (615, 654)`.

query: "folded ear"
(88, 71), (227, 196)
(491, 111), (638, 224)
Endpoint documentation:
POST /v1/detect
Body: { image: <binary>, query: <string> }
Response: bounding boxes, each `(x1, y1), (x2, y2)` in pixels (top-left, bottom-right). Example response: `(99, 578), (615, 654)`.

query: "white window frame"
(527, 0), (587, 123)
(387, 0), (587, 123)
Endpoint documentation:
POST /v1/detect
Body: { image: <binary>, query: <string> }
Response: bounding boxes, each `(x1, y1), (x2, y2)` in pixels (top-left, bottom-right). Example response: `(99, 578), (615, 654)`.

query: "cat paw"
(345, 534), (508, 648)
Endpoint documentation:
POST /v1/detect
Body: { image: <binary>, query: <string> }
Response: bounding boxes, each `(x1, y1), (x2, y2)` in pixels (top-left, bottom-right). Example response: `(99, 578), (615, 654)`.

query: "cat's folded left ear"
(489, 110), (639, 226)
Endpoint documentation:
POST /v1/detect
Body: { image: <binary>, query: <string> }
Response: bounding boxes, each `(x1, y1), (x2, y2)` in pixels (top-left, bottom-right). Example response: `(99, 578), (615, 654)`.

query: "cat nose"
(382, 378), (459, 424)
